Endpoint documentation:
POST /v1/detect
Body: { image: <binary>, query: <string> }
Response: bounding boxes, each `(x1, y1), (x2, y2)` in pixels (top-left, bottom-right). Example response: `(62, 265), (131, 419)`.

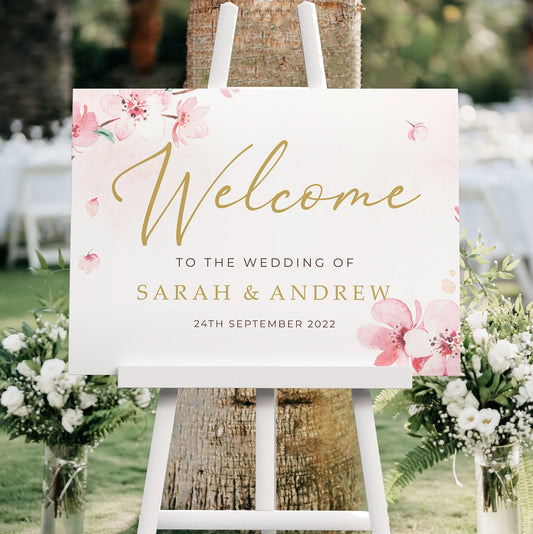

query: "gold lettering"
(214, 285), (231, 301)
(354, 285), (365, 301)
(193, 286), (208, 300)
(291, 285), (307, 300)
(313, 285), (328, 301)
(174, 285), (187, 300)
(371, 285), (390, 300)
(153, 285), (168, 300)
(335, 285), (347, 301)
(137, 284), (148, 300)
(270, 286), (285, 301)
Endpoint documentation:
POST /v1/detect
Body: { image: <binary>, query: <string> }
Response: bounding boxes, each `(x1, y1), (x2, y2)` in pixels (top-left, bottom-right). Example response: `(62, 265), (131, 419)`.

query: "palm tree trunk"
(163, 0), (366, 527)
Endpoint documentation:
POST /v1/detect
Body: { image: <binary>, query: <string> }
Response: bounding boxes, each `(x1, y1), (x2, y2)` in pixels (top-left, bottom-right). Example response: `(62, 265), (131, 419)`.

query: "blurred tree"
(163, 0), (367, 522)
(0, 0), (71, 138)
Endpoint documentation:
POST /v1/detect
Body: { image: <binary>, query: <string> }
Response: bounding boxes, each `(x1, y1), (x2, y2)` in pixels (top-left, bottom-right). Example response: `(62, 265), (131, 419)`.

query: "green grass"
(0, 268), (480, 533)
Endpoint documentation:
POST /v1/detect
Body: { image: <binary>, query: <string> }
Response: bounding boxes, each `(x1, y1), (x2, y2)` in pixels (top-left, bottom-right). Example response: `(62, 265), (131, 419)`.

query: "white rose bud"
(472, 355), (482, 374)
(466, 310), (488, 330)
(472, 329), (489, 346)
(1, 386), (25, 413)
(444, 379), (468, 400)
(512, 364), (531, 382)
(12, 405), (29, 417)
(61, 408), (84, 433)
(35, 376), (56, 394)
(464, 391), (480, 409)
(2, 333), (26, 354)
(40, 359), (66, 379)
(79, 392), (98, 409)
(47, 390), (66, 409)
(16, 361), (37, 378)
(134, 388), (151, 409)
(447, 402), (462, 418)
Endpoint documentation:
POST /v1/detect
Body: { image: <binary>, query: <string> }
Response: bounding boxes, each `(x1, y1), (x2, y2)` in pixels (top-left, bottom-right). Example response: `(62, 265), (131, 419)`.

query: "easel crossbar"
(157, 510), (372, 530)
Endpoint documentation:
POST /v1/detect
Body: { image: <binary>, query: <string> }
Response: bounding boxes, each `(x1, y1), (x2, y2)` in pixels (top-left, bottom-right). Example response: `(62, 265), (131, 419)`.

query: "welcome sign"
(70, 88), (459, 376)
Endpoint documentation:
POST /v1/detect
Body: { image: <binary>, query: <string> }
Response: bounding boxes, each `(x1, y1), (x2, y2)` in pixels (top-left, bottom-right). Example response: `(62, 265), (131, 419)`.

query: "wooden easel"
(117, 3), (413, 533)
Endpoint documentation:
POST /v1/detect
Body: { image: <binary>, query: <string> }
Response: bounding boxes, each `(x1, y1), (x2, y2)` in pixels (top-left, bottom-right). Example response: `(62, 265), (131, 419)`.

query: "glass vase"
(475, 444), (521, 534)
(40, 444), (88, 534)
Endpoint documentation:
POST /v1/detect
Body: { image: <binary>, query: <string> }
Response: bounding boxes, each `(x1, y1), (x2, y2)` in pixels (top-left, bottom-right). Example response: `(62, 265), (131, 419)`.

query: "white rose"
(61, 408), (83, 433)
(62, 374), (83, 387)
(487, 340), (517, 373)
(447, 402), (463, 418)
(12, 404), (29, 417)
(512, 364), (531, 382)
(134, 388), (151, 408)
(35, 375), (56, 394)
(464, 391), (480, 409)
(466, 310), (488, 330)
(40, 358), (66, 379)
(1, 385), (25, 413)
(79, 392), (97, 409)
(515, 386), (530, 406)
(472, 329), (489, 346)
(16, 361), (36, 378)
(47, 390), (66, 409)
(472, 355), (482, 374)
(457, 406), (479, 431)
(524, 379), (533, 399)
(476, 408), (501, 435)
(2, 333), (26, 354)
(444, 379), (468, 400)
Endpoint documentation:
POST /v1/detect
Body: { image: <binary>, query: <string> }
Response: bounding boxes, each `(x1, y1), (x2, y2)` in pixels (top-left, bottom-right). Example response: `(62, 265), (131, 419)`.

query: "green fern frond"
(373, 389), (410, 414)
(384, 438), (458, 503)
(520, 452), (533, 534)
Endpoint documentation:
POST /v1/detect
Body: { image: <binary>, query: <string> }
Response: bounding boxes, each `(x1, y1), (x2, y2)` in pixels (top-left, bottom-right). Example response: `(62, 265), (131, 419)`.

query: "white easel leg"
(352, 389), (391, 534)
(137, 388), (179, 534)
(256, 388), (277, 534)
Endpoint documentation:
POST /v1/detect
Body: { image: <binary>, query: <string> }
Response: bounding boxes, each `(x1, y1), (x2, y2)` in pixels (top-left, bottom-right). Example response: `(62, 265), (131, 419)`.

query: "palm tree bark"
(163, 0), (365, 528)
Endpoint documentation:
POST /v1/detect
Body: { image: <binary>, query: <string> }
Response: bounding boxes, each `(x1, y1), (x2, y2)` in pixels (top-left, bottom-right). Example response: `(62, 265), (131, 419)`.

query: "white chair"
(7, 163), (71, 268)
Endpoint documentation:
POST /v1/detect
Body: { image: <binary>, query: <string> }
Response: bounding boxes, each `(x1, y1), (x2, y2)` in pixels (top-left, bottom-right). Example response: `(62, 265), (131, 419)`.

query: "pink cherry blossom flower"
(172, 97), (209, 147)
(404, 299), (461, 376)
(100, 90), (171, 141)
(72, 102), (99, 148)
(79, 251), (100, 275)
(220, 88), (240, 98)
(86, 197), (99, 217)
(407, 121), (429, 141)
(357, 299), (422, 367)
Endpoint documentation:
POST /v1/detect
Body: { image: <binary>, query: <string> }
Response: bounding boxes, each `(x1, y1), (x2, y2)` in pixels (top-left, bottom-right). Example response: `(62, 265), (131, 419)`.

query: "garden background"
(1, 0), (532, 532)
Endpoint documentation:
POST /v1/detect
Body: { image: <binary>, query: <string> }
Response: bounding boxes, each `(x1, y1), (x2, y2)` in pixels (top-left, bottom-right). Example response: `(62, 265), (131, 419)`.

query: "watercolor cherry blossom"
(79, 251), (100, 275)
(454, 206), (460, 222)
(357, 298), (422, 367)
(220, 88), (240, 98)
(72, 102), (99, 149)
(171, 97), (209, 147)
(86, 197), (99, 217)
(406, 121), (429, 141)
(404, 299), (461, 375)
(100, 89), (171, 141)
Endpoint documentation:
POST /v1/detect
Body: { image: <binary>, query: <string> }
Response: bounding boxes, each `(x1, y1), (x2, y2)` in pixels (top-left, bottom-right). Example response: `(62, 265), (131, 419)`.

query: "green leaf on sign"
(95, 128), (115, 143)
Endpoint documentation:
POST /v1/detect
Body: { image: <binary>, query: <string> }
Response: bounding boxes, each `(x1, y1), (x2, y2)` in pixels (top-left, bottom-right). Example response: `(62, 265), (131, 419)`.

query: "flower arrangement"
(376, 234), (533, 528)
(0, 313), (151, 447)
(0, 253), (154, 529)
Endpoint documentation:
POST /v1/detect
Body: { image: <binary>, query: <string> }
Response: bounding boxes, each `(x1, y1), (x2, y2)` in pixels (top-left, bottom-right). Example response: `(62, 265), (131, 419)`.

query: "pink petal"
(86, 198), (99, 217)
(357, 324), (396, 351)
(178, 96), (197, 114)
(371, 298), (413, 330)
(115, 119), (133, 141)
(404, 328), (432, 359)
(72, 101), (82, 124)
(101, 94), (123, 116)
(445, 350), (462, 376)
(418, 354), (446, 376)
(423, 300), (460, 336)
(374, 347), (402, 367)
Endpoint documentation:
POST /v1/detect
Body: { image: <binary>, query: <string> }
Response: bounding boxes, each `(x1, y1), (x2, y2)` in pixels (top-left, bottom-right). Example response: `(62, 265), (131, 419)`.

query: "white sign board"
(70, 88), (459, 376)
